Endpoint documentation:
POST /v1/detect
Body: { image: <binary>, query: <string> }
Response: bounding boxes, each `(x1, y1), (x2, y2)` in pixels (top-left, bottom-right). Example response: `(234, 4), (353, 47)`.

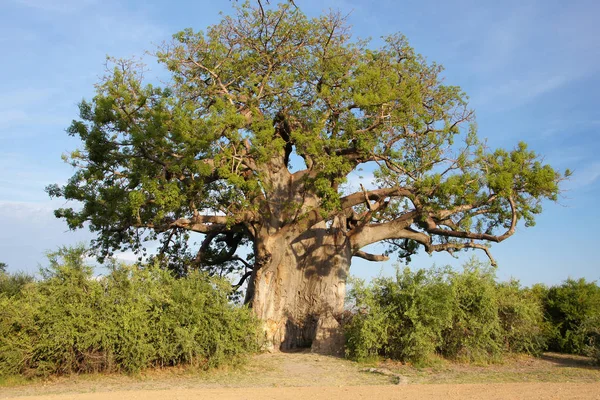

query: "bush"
(345, 258), (548, 365)
(0, 246), (259, 377)
(440, 260), (502, 362)
(495, 280), (546, 355)
(344, 277), (390, 361)
(379, 268), (454, 364)
(543, 278), (600, 355)
(0, 269), (34, 298)
(581, 315), (600, 365)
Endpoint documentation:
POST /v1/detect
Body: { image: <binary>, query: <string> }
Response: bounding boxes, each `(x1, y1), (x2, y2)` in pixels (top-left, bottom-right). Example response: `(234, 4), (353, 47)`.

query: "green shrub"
(0, 268), (34, 298)
(441, 260), (502, 362)
(346, 265), (469, 364)
(581, 315), (600, 365)
(0, 246), (259, 377)
(543, 278), (600, 354)
(345, 258), (547, 365)
(344, 277), (391, 361)
(496, 280), (546, 355)
(378, 268), (454, 364)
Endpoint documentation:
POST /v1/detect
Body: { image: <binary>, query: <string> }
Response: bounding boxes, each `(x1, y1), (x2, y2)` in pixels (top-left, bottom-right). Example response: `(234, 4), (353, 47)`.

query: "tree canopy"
(48, 2), (565, 285)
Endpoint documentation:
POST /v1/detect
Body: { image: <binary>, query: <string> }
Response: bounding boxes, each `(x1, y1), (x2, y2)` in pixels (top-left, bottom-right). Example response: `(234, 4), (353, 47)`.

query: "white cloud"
(0, 88), (69, 131)
(0, 199), (54, 216)
(112, 250), (140, 263)
(0, 88), (54, 109)
(567, 161), (600, 190)
(467, 5), (531, 74)
(472, 74), (571, 110)
(0, 200), (93, 273)
(0, 151), (76, 202)
(445, 2), (600, 111)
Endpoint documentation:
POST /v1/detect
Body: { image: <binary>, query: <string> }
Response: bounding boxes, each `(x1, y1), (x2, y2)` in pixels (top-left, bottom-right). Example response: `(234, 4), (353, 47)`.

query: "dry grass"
(378, 352), (600, 384)
(0, 351), (598, 399)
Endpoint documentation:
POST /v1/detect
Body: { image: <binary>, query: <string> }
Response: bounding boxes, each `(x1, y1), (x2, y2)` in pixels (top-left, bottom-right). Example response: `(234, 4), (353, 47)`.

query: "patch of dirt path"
(7, 383), (600, 400)
(1, 352), (599, 399)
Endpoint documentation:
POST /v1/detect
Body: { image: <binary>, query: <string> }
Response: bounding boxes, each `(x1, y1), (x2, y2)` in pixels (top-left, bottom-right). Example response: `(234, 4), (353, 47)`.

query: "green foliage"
(0, 268), (34, 299)
(0, 247), (259, 377)
(345, 259), (546, 365)
(380, 268), (454, 364)
(344, 277), (390, 361)
(542, 278), (600, 355)
(441, 260), (503, 362)
(580, 314), (600, 365)
(496, 280), (546, 355)
(47, 2), (565, 284)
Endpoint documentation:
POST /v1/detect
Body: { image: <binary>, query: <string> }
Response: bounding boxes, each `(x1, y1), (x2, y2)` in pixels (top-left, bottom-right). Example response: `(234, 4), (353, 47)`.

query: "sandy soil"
(6, 383), (600, 400)
(2, 352), (599, 400)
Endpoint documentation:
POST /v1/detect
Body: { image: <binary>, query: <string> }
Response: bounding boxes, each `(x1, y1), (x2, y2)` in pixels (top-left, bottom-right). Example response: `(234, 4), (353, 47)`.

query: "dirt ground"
(1, 352), (599, 399)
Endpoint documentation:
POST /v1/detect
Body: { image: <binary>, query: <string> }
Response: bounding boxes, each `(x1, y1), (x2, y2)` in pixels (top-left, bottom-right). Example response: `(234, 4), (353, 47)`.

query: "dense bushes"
(345, 259), (547, 364)
(495, 281), (546, 355)
(0, 267), (34, 298)
(2, 247), (598, 376)
(346, 259), (600, 365)
(541, 278), (600, 356)
(345, 267), (454, 364)
(0, 247), (259, 377)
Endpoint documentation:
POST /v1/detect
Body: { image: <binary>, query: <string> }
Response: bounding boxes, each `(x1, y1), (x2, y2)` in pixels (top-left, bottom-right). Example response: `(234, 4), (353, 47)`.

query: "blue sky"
(0, 0), (598, 286)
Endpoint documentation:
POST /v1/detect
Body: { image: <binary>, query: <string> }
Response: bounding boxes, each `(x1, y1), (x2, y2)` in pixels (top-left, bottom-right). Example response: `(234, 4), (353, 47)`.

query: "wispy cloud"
(0, 88), (54, 108)
(467, 4), (534, 75)
(472, 74), (571, 110)
(0, 200), (92, 273)
(445, 2), (600, 111)
(0, 152), (70, 201)
(567, 161), (600, 191)
(0, 200), (54, 215)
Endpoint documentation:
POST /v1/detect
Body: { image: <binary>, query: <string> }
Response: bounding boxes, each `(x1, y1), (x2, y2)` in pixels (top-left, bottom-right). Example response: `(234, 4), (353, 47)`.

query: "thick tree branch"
(353, 250), (389, 262)
(360, 184), (373, 211)
(434, 194), (498, 220)
(423, 197), (517, 243)
(195, 228), (249, 266)
(139, 213), (254, 234)
(426, 242), (497, 266)
(351, 196), (516, 265)
(231, 255), (253, 270)
(350, 212), (420, 250)
(283, 187), (413, 238)
(340, 187), (413, 211)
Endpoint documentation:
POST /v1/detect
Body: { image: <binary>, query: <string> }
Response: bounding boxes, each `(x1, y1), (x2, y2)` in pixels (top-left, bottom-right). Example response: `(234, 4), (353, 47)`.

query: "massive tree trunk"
(248, 217), (351, 354)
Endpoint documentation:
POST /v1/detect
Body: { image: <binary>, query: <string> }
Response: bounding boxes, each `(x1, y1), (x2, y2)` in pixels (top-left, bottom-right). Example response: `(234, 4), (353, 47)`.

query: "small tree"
(48, 3), (566, 352)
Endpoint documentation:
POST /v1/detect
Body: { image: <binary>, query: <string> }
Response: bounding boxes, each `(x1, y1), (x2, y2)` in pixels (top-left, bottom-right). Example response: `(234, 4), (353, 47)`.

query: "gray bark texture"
(248, 218), (350, 354)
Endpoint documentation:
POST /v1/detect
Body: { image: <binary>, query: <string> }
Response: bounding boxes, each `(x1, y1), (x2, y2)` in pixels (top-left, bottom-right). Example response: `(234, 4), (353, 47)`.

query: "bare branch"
(427, 242), (497, 266)
(340, 187), (413, 211)
(353, 250), (389, 262)
(360, 184), (373, 211)
(231, 255), (254, 270)
(423, 196), (517, 243)
(232, 270), (253, 291)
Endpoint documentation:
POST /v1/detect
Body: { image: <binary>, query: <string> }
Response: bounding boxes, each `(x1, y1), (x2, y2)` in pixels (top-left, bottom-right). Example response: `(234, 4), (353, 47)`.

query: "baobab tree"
(48, 3), (565, 353)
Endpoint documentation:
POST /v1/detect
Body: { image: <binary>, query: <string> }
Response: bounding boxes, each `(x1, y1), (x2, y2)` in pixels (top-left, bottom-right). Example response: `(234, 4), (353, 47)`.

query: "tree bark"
(249, 218), (350, 354)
